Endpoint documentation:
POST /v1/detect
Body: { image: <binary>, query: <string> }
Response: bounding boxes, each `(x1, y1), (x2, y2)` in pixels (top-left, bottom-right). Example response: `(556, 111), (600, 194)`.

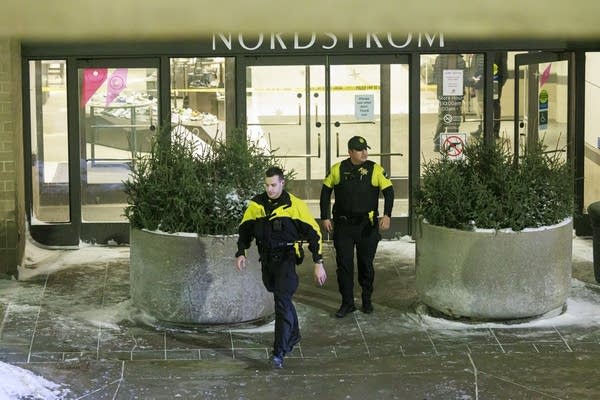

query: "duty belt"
(335, 215), (368, 224)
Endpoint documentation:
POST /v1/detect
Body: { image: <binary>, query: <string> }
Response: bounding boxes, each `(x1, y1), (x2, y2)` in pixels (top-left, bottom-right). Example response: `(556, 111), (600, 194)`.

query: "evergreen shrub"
(416, 138), (573, 231)
(123, 125), (287, 235)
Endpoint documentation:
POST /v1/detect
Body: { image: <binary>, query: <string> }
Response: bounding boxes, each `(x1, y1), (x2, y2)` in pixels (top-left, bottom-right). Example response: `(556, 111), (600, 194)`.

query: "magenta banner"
(540, 64), (552, 87)
(105, 68), (128, 106)
(80, 68), (108, 107)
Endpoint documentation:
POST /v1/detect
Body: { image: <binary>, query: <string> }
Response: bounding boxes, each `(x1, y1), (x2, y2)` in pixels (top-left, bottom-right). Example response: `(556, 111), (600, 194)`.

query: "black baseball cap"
(348, 136), (371, 151)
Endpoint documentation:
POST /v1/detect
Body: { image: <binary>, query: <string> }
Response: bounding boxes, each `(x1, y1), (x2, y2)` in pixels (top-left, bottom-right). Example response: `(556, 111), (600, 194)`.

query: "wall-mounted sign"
(211, 32), (445, 52)
(440, 133), (467, 160)
(539, 89), (549, 131)
(355, 94), (374, 120)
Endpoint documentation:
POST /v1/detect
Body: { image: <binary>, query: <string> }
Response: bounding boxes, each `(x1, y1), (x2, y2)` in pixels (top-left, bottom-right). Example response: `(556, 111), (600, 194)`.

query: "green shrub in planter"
(123, 125), (288, 235)
(416, 138), (573, 231)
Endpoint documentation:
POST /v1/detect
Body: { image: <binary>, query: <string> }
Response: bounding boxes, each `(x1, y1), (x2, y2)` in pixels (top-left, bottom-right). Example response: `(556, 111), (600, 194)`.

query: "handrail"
(335, 132), (403, 157)
(268, 132), (321, 159)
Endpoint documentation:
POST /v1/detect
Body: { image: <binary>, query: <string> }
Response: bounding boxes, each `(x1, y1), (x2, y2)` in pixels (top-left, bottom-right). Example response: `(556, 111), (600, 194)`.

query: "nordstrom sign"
(212, 32), (445, 52)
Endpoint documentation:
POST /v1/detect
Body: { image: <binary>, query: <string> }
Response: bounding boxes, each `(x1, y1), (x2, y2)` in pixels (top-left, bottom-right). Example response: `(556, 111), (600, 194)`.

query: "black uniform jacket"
(236, 191), (322, 263)
(320, 159), (394, 224)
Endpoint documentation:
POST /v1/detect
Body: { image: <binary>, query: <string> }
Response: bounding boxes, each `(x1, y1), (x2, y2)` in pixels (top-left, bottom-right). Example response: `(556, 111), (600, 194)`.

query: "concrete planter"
(130, 228), (274, 326)
(415, 218), (572, 320)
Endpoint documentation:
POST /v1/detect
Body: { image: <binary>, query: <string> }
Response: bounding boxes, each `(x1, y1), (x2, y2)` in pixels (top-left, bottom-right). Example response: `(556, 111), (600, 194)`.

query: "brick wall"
(0, 39), (24, 278)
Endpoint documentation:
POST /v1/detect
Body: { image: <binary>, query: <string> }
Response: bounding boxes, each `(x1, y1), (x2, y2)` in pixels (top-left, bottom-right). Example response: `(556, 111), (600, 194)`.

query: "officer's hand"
(236, 255), (247, 271)
(379, 215), (391, 231)
(322, 219), (333, 233)
(314, 263), (327, 286)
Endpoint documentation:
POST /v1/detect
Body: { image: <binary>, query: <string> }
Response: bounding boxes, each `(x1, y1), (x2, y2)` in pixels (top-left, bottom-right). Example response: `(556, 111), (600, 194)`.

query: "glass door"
(27, 58), (160, 246)
(244, 55), (410, 236)
(328, 56), (409, 234)
(245, 57), (325, 212)
(77, 59), (159, 243)
(514, 52), (570, 161)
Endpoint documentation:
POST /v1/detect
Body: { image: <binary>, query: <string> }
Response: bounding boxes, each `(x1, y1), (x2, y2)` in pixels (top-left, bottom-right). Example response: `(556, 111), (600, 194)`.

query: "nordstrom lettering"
(212, 32), (445, 52)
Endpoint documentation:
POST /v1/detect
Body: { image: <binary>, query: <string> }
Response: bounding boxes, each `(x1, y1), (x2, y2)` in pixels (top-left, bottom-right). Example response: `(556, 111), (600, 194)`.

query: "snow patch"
(0, 362), (69, 400)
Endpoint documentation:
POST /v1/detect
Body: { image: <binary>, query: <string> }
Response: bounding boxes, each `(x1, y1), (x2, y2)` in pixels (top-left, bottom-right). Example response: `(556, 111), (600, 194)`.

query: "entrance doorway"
(244, 55), (410, 236)
(514, 52), (570, 161)
(27, 58), (160, 246)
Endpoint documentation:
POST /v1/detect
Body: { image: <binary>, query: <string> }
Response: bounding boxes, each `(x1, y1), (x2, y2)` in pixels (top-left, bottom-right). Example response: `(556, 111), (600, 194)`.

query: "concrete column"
(0, 39), (24, 278)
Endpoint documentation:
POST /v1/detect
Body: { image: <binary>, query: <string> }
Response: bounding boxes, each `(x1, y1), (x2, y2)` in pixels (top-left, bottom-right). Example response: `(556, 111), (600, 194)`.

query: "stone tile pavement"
(0, 237), (599, 399)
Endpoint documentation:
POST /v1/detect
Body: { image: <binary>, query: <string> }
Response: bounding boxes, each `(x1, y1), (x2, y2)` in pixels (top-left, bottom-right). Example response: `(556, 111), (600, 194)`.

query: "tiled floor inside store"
(1, 236), (600, 399)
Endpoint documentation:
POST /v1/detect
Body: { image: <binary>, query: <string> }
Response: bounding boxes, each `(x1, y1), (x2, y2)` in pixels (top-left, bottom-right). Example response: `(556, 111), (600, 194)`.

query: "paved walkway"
(0, 237), (599, 399)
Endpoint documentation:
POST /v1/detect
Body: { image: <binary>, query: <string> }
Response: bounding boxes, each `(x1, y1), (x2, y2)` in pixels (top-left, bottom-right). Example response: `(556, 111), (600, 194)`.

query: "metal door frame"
(238, 54), (414, 236)
(24, 57), (163, 246)
(513, 52), (572, 160)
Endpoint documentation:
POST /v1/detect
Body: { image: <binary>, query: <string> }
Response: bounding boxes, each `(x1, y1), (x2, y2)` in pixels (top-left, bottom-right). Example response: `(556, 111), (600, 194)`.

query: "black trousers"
(333, 219), (381, 306)
(261, 250), (300, 357)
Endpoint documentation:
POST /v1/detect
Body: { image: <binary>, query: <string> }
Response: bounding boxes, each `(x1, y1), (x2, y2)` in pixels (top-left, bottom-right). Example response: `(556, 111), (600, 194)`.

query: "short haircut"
(265, 166), (285, 181)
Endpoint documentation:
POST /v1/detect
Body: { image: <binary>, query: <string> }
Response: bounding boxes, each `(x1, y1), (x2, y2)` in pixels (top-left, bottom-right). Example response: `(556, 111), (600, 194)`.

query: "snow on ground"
(17, 239), (129, 280)
(0, 362), (69, 400)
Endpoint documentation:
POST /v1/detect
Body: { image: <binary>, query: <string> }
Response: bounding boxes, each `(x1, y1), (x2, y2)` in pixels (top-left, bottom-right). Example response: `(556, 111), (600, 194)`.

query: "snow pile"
(0, 362), (69, 400)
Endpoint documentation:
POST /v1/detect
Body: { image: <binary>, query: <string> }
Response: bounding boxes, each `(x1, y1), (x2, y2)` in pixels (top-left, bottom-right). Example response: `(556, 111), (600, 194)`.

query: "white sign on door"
(442, 69), (464, 96)
(355, 94), (374, 120)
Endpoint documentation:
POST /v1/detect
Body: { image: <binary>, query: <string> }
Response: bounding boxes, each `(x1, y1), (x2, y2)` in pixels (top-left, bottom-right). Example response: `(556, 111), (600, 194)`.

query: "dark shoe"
(271, 354), (283, 369)
(362, 302), (374, 314)
(335, 303), (357, 318)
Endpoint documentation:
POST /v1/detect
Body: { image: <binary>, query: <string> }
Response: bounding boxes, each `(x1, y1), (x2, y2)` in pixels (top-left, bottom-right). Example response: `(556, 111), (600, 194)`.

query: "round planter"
(130, 228), (274, 326)
(415, 218), (572, 320)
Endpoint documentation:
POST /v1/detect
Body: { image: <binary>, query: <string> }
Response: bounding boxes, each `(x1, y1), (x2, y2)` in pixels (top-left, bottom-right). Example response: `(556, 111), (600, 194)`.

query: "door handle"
(316, 120), (377, 128)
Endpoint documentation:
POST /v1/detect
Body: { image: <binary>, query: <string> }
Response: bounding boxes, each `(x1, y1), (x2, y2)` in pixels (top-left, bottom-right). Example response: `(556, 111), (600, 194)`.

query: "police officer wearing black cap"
(320, 136), (394, 318)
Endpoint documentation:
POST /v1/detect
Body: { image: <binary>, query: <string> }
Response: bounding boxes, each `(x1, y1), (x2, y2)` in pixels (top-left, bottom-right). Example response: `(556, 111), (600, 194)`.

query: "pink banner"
(80, 68), (107, 107)
(540, 64), (552, 87)
(105, 68), (128, 106)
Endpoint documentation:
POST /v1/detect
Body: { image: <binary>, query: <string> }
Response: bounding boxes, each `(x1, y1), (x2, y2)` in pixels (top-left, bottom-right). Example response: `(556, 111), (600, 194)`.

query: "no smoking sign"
(440, 133), (467, 160)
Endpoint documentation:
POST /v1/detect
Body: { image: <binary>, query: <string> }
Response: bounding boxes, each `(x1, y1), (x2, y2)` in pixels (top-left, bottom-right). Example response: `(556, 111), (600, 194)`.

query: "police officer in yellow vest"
(320, 136), (394, 318)
(236, 166), (327, 368)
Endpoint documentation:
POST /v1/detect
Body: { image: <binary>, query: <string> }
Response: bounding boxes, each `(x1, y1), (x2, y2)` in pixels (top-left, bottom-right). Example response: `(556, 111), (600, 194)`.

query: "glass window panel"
(80, 67), (158, 222)
(421, 53), (520, 165)
(518, 60), (568, 161)
(584, 52), (600, 211)
(245, 64), (317, 181)
(29, 60), (69, 223)
(330, 64), (381, 164)
(420, 54), (479, 163)
(170, 57), (228, 141)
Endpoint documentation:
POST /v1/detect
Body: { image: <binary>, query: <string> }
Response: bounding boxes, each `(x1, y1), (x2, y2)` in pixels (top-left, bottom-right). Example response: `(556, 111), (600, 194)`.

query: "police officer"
(320, 136), (394, 318)
(236, 166), (327, 368)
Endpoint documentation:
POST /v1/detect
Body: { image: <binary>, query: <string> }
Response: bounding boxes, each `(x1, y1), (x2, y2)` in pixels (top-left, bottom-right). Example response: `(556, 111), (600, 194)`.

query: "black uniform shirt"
(320, 159), (394, 221)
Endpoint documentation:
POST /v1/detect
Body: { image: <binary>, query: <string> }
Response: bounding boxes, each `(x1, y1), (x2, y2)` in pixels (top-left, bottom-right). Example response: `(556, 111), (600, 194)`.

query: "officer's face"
(264, 175), (285, 199)
(348, 148), (368, 165)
